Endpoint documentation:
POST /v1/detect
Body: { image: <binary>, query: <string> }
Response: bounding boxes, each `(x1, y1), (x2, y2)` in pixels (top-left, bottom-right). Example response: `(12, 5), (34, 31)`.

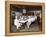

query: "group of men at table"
(14, 15), (37, 30)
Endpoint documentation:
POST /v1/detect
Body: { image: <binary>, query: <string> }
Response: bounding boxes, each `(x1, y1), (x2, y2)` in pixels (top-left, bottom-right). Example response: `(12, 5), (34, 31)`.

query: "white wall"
(0, 0), (46, 37)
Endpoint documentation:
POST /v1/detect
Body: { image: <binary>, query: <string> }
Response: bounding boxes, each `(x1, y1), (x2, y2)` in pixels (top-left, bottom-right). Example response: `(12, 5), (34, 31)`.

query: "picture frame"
(5, 1), (45, 36)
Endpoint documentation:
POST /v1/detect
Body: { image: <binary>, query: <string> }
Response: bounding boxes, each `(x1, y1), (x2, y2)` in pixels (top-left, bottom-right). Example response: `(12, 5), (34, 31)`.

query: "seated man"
(26, 15), (37, 28)
(14, 16), (22, 30)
